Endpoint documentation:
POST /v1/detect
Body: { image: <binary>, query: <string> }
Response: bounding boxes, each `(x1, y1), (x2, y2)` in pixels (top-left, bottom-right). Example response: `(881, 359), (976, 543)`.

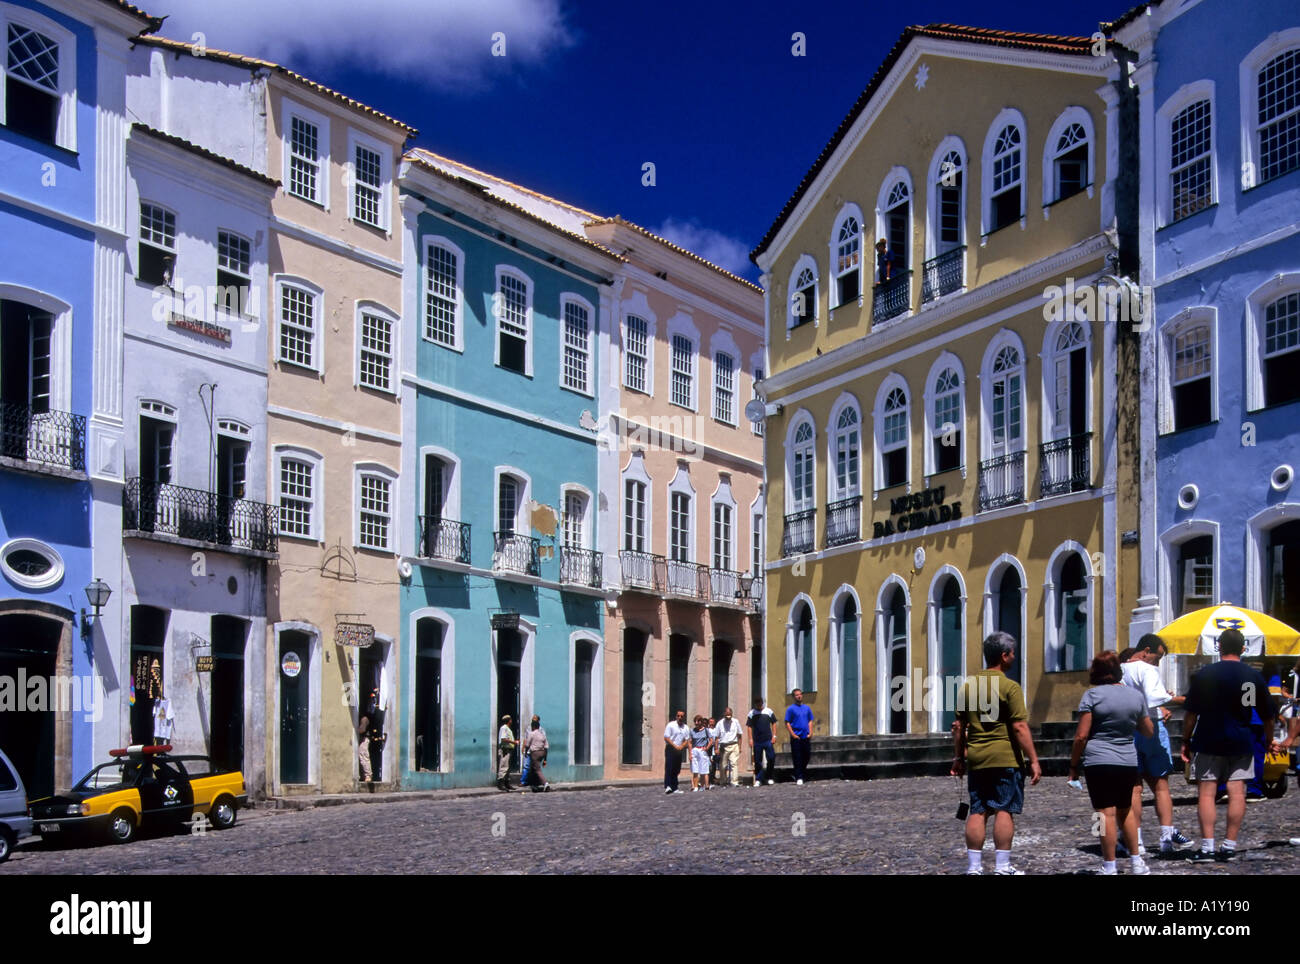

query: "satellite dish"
(745, 398), (767, 423)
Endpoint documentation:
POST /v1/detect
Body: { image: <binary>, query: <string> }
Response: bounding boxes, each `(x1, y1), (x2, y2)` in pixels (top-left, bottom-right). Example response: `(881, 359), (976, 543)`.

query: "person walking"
(1121, 636), (1191, 854)
(519, 714), (540, 788)
(664, 710), (690, 794)
(522, 717), (551, 792)
(707, 717), (721, 785)
(689, 715), (714, 791)
(496, 714), (517, 791)
(950, 632), (1042, 875)
(747, 697), (778, 786)
(1069, 651), (1156, 875)
(715, 707), (743, 786)
(1182, 628), (1275, 862)
(357, 703), (373, 784)
(784, 689), (814, 785)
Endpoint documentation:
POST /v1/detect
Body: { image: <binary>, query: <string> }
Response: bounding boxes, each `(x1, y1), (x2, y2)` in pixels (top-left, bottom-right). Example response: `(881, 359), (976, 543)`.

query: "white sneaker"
(1290, 838), (1300, 846)
(1130, 857), (1151, 875)
(664, 786), (673, 795)
(964, 868), (983, 875)
(1100, 865), (1118, 875)
(796, 779), (804, 786)
(993, 864), (1024, 875)
(767, 779), (775, 785)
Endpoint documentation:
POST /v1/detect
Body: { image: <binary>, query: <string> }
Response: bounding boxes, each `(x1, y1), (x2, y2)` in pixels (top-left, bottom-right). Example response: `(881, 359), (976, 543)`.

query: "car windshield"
(73, 761), (145, 792)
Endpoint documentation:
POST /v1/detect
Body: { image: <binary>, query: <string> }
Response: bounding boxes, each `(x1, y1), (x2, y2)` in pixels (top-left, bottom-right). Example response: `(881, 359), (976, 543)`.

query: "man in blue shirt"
(785, 689), (815, 785)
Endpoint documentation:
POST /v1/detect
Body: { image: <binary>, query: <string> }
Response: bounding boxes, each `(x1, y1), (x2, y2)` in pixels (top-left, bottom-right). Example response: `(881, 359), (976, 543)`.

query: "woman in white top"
(689, 716), (714, 791)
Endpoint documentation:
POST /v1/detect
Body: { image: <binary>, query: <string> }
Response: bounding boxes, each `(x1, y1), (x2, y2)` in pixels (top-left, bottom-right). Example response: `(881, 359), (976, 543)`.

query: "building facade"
(1117, 0), (1300, 686)
(397, 150), (618, 788)
(0, 0), (156, 797)
(751, 25), (1138, 738)
(583, 217), (766, 780)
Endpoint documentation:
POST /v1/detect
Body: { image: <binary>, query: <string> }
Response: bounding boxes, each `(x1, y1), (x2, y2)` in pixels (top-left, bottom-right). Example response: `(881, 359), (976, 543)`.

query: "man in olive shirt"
(950, 632), (1042, 875)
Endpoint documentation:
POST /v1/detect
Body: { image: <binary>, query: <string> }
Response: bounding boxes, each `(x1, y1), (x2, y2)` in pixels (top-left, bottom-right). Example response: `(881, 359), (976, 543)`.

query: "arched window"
(832, 207), (863, 307)
(924, 142), (966, 303)
(1262, 292), (1300, 407)
(827, 401), (861, 546)
(1044, 108), (1094, 205)
(1043, 321), (1091, 497)
(882, 180), (911, 273)
(986, 118), (1024, 233)
(934, 149), (964, 251)
(930, 366), (962, 475)
(931, 573), (963, 732)
(833, 590), (860, 735)
(788, 257), (818, 329)
(882, 584), (908, 734)
(1046, 550), (1090, 672)
(791, 600), (815, 694)
(1256, 46), (1300, 184)
(1265, 520), (1300, 629)
(832, 405), (860, 499)
(791, 420), (815, 511)
(783, 417), (816, 556)
(1159, 309), (1216, 432)
(979, 338), (1025, 510)
(876, 381), (909, 490)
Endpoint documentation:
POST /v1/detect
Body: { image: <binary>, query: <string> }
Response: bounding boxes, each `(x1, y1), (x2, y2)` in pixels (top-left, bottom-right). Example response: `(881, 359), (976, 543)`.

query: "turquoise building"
(396, 150), (620, 787)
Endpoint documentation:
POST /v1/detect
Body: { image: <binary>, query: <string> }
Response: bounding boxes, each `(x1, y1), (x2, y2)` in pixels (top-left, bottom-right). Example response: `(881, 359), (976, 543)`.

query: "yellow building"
(751, 24), (1141, 740)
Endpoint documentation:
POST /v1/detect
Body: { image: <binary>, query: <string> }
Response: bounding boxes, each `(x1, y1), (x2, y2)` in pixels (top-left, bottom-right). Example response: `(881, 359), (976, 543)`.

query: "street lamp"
(81, 578), (112, 640)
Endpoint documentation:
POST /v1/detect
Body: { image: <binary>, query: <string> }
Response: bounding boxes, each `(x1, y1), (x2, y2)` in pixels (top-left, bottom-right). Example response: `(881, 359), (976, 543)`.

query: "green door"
(841, 600), (859, 735)
(937, 579), (962, 731)
(279, 632), (310, 785)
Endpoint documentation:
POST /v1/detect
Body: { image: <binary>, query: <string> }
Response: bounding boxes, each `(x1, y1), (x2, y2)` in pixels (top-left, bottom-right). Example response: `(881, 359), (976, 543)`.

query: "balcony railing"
(747, 575), (764, 612)
(124, 478), (277, 552)
(419, 516), (471, 565)
(1039, 433), (1093, 498)
(872, 270), (912, 324)
(709, 567), (743, 605)
(0, 402), (86, 472)
(493, 531), (540, 576)
(665, 559), (709, 600)
(559, 545), (603, 588)
(921, 246), (965, 303)
(978, 452), (1025, 511)
(782, 509), (816, 557)
(619, 549), (664, 592)
(825, 496), (862, 547)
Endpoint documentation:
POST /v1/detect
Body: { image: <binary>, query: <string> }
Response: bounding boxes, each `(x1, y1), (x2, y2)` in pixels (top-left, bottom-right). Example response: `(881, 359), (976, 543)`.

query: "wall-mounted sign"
(874, 485), (962, 539)
(335, 622), (375, 647)
(195, 656), (214, 672)
(281, 652), (301, 678)
(169, 313), (232, 343)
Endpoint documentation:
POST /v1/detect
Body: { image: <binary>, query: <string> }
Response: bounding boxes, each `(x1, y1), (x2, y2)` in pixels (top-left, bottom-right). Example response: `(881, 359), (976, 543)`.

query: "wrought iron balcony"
(782, 509), (816, 557)
(978, 452), (1026, 511)
(1039, 433), (1093, 499)
(619, 549), (665, 593)
(747, 575), (764, 612)
(665, 558), (709, 601)
(921, 246), (965, 303)
(0, 402), (86, 472)
(825, 496), (861, 547)
(124, 477), (277, 553)
(419, 516), (471, 565)
(493, 531), (540, 576)
(872, 270), (912, 324)
(559, 545), (603, 588)
(708, 567), (742, 606)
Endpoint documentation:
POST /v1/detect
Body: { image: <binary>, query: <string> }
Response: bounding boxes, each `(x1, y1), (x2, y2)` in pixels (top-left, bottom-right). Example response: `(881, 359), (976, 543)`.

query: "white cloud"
(651, 218), (754, 278)
(151, 0), (576, 90)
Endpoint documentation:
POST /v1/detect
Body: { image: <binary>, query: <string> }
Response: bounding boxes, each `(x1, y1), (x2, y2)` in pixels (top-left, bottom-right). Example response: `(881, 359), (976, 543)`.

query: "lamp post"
(81, 578), (112, 640)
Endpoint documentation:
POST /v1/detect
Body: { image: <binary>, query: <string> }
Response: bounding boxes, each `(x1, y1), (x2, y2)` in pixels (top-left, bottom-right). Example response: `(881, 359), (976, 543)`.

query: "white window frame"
(925, 567), (968, 733)
(0, 5), (76, 151)
(981, 108), (1027, 235)
(559, 292), (595, 397)
(1042, 541), (1095, 674)
(785, 410), (817, 514)
(420, 444), (462, 523)
(1158, 521), (1219, 624)
(567, 632), (603, 768)
(980, 329), (1028, 460)
(215, 228), (254, 319)
(826, 392), (862, 502)
(1245, 272), (1300, 411)
(275, 275), (324, 373)
(711, 477), (738, 573)
(0, 283), (71, 413)
(355, 301), (398, 395)
(1239, 29), (1300, 192)
(874, 374), (911, 493)
(560, 483), (593, 550)
(925, 136), (967, 263)
(347, 128), (391, 231)
(712, 351), (737, 426)
(275, 444), (324, 543)
(622, 313), (652, 394)
(982, 554), (1029, 685)
(709, 327), (741, 427)
(137, 200), (177, 284)
(667, 466), (696, 564)
(494, 265), (533, 376)
(1156, 80), (1217, 228)
(621, 451), (653, 552)
(828, 202), (865, 309)
(786, 593), (818, 698)
(666, 311), (700, 412)
(423, 236), (464, 352)
(354, 462), (397, 553)
(1158, 306), (1218, 434)
(786, 253), (819, 334)
(876, 168), (914, 277)
(493, 465), (532, 539)
(923, 353), (966, 478)
(874, 576), (911, 733)
(1042, 106), (1095, 207)
(1041, 317), (1092, 443)
(283, 99), (330, 208)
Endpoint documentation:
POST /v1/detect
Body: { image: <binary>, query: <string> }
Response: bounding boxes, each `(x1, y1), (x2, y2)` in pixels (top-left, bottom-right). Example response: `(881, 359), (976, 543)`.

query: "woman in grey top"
(1069, 651), (1155, 875)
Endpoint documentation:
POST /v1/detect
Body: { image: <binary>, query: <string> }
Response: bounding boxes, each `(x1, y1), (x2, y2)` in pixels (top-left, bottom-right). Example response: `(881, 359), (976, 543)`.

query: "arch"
(829, 202), (865, 308)
(926, 565), (967, 733)
(1041, 315), (1093, 443)
(784, 408), (817, 514)
(1245, 272), (1300, 411)
(1238, 28), (1300, 190)
(984, 554), (1029, 686)
(876, 166), (914, 274)
(568, 630), (603, 767)
(620, 449), (653, 554)
(493, 264), (533, 376)
(666, 310), (700, 411)
(786, 592), (817, 696)
(0, 283), (73, 412)
(1246, 501), (1300, 612)
(828, 583), (864, 736)
(493, 464), (533, 538)
(1158, 306), (1218, 433)
(1156, 79), (1217, 227)
(925, 136), (968, 262)
(491, 613), (537, 768)
(923, 351), (966, 478)
(1042, 106), (1095, 206)
(709, 475), (738, 572)
(979, 328), (1028, 459)
(1043, 541), (1095, 673)
(874, 575), (911, 734)
(787, 253), (820, 331)
(826, 391), (863, 502)
(560, 482), (595, 551)
(1159, 519), (1219, 623)
(873, 372), (911, 493)
(981, 107), (1028, 234)
(419, 443), (463, 525)
(667, 461), (696, 564)
(422, 234), (465, 350)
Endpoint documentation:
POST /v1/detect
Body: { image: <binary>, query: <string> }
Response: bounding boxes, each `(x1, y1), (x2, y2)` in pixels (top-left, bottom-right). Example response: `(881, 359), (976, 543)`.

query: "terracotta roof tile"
(101, 0), (162, 29)
(584, 216), (761, 292)
(135, 35), (417, 137)
(130, 123), (279, 187)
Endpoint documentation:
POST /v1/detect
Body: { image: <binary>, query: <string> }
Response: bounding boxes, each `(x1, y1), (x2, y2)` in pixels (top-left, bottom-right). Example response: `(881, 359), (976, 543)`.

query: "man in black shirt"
(1181, 629), (1275, 862)
(746, 697), (778, 786)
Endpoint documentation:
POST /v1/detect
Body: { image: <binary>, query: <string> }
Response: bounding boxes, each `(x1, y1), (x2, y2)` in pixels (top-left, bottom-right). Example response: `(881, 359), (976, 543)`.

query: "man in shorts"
(1182, 628), (1275, 862)
(1122, 635), (1191, 853)
(950, 632), (1042, 875)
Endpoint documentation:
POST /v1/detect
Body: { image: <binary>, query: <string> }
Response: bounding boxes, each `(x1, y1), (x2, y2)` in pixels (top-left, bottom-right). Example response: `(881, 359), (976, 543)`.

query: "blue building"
(397, 150), (620, 787)
(0, 0), (157, 795)
(1119, 0), (1300, 683)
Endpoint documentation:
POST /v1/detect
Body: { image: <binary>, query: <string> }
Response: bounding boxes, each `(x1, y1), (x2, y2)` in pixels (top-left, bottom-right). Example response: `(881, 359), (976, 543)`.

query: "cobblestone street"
(7, 775), (1300, 875)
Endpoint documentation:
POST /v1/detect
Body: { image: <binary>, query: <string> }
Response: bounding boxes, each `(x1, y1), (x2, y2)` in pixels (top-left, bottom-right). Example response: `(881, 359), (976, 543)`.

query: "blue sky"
(150, 0), (1139, 278)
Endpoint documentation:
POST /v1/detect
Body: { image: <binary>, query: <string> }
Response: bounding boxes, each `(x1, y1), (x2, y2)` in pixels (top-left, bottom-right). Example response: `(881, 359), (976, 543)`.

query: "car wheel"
(108, 809), (137, 844)
(0, 828), (12, 863)
(210, 797), (237, 830)
(1263, 777), (1287, 799)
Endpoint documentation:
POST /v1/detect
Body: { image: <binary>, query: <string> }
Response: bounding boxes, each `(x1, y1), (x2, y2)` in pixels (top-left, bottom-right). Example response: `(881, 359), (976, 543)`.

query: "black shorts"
(1084, 764), (1138, 810)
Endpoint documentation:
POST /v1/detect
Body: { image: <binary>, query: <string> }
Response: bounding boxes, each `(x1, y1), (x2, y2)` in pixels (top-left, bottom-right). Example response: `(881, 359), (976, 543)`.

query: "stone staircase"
(769, 715), (1187, 782)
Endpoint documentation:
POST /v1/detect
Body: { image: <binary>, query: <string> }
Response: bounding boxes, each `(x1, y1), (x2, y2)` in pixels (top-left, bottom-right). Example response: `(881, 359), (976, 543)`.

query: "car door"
(137, 760), (193, 832)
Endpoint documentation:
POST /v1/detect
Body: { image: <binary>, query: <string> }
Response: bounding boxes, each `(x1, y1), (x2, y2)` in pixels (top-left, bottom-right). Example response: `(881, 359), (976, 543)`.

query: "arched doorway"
(0, 609), (70, 798)
(414, 617), (444, 772)
(668, 633), (692, 719)
(884, 587), (908, 734)
(711, 639), (732, 719)
(995, 567), (1023, 685)
(209, 615), (246, 774)
(621, 627), (647, 765)
(935, 576), (963, 731)
(793, 603), (814, 694)
(839, 596), (860, 735)
(1054, 554), (1089, 671)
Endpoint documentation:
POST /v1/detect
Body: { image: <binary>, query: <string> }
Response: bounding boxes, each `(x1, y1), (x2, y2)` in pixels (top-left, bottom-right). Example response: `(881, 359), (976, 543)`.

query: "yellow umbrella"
(1158, 603), (1300, 657)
